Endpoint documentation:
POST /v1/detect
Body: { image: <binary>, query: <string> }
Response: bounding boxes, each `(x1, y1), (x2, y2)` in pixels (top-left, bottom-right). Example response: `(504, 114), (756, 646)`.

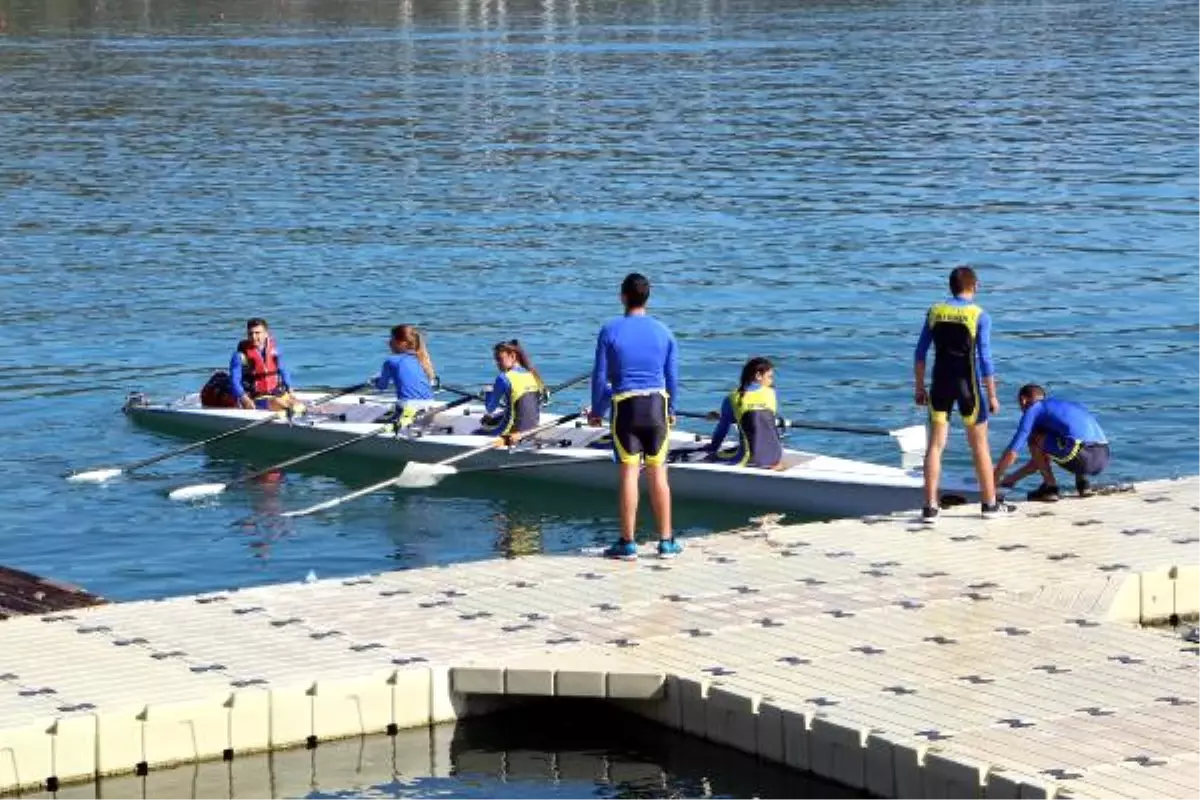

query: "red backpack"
(200, 370), (238, 408)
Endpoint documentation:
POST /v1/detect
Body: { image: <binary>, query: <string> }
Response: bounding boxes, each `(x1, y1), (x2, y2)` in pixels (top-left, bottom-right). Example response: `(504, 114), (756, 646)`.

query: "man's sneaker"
(657, 538), (684, 559)
(602, 539), (638, 561)
(981, 500), (1017, 519)
(1027, 483), (1061, 502)
(921, 506), (939, 526)
(1075, 475), (1094, 498)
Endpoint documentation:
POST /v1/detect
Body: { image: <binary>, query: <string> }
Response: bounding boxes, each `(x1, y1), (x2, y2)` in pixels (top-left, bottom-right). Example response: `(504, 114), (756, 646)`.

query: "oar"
(675, 410), (927, 455)
(66, 382), (369, 484)
(165, 392), (481, 502)
(281, 409), (585, 519)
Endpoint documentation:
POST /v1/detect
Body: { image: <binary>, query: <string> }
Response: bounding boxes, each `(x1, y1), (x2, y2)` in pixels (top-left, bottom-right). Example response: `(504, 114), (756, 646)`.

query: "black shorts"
(1057, 443), (1110, 476)
(929, 372), (987, 426)
(611, 392), (669, 466)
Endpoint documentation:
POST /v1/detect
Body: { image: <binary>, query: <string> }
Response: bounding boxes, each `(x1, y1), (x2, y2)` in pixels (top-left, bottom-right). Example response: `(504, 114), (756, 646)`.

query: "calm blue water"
(0, 0), (1196, 604)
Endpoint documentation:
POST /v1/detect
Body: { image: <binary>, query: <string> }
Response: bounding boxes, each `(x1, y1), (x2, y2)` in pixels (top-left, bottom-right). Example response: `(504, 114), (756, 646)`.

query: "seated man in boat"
(229, 318), (304, 413)
(993, 384), (1110, 500)
(705, 357), (785, 470)
(478, 339), (545, 442)
(370, 324), (439, 425)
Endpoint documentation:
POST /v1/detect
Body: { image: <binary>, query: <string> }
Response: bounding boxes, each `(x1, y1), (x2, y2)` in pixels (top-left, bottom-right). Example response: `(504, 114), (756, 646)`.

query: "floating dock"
(1, 477), (1196, 798)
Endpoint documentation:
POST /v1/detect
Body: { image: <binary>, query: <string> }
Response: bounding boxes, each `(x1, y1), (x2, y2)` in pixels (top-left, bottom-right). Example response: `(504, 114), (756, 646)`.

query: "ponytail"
(391, 324), (437, 382)
(495, 339), (544, 389)
(738, 357), (773, 399)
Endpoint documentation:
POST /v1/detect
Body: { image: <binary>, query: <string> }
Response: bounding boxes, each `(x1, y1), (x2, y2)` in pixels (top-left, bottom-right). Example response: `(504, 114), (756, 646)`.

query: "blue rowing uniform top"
(590, 313), (679, 417)
(1006, 398), (1107, 458)
(913, 295), (995, 378)
(372, 353), (434, 403)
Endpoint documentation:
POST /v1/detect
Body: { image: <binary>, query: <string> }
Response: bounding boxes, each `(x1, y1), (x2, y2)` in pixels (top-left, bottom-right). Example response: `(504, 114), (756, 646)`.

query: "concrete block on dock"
(310, 670), (401, 741)
(987, 769), (1059, 799)
(780, 706), (812, 772)
(676, 676), (710, 738)
(922, 750), (988, 798)
(866, 731), (926, 798)
(606, 670), (665, 699)
(808, 716), (868, 789)
(0, 717), (54, 794)
(1175, 564), (1199, 617)
(390, 667), (433, 729)
(1140, 569), (1176, 624)
(555, 668), (606, 698)
(756, 701), (785, 763)
(451, 666), (505, 695)
(703, 686), (759, 754)
(505, 667), (555, 696)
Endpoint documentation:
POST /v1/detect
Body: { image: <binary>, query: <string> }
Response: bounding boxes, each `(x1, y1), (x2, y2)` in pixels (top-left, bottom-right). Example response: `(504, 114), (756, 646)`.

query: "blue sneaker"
(603, 539), (638, 561)
(657, 538), (683, 559)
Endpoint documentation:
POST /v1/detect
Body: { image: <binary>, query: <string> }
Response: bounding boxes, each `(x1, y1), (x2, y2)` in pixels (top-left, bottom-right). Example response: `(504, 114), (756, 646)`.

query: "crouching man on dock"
(993, 384), (1110, 500)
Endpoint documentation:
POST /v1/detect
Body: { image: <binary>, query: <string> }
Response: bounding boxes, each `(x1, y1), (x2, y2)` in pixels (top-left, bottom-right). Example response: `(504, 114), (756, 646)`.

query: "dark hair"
(738, 357), (774, 398)
(949, 266), (978, 296)
(494, 339), (544, 389)
(391, 324), (436, 381)
(620, 273), (651, 309)
(1018, 384), (1046, 402)
(246, 317), (269, 331)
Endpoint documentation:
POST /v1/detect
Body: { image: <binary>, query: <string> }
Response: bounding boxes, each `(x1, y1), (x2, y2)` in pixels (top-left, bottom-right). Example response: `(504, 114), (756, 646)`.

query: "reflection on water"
(23, 701), (860, 799)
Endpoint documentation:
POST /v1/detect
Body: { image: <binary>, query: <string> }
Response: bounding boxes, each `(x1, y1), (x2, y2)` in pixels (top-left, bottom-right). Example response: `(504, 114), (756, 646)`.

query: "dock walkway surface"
(1, 477), (1197, 798)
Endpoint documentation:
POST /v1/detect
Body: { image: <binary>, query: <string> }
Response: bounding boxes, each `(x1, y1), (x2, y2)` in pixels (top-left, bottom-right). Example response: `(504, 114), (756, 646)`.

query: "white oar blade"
(394, 462), (458, 489)
(890, 424), (928, 455)
(168, 483), (227, 502)
(67, 468), (123, 483)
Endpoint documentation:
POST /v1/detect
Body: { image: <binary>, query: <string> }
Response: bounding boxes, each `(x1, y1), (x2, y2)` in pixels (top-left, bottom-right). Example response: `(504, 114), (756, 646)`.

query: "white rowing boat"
(122, 390), (980, 518)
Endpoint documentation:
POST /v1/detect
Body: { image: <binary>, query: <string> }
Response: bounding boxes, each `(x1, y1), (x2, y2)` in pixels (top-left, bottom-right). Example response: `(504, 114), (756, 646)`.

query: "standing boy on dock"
(913, 266), (1013, 524)
(588, 273), (683, 560)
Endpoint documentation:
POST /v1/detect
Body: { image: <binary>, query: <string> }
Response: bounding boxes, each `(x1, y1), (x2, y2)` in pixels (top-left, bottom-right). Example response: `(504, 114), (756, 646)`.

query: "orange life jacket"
(238, 338), (281, 396)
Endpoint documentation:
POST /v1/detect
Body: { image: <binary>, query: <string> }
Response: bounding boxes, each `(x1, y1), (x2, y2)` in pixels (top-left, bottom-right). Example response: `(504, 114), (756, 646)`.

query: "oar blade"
(394, 461), (458, 489)
(168, 483), (227, 502)
(67, 468), (123, 483)
(890, 424), (928, 455)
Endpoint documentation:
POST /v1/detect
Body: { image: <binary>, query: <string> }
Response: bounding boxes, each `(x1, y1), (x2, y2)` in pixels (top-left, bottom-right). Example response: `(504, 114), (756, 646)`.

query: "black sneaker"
(1026, 483), (1061, 502)
(921, 506), (939, 526)
(981, 501), (1017, 519)
(1075, 475), (1093, 498)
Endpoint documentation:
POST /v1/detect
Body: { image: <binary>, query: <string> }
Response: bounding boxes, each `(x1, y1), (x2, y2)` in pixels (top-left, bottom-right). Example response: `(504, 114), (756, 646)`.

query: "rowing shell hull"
(123, 391), (979, 518)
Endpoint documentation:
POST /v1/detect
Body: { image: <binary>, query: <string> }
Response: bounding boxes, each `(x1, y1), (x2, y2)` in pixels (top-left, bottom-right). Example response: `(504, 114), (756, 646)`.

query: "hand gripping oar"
(675, 409), (927, 455)
(280, 409), (585, 519)
(67, 382), (369, 484)
(166, 392), (482, 502)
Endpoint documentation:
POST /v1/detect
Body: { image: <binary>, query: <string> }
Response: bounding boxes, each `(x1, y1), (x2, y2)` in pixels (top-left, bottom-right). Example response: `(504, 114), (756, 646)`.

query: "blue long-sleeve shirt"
(484, 367), (533, 413)
(372, 353), (434, 403)
(913, 295), (994, 378)
(230, 344), (294, 399)
(1005, 398), (1107, 457)
(590, 313), (678, 418)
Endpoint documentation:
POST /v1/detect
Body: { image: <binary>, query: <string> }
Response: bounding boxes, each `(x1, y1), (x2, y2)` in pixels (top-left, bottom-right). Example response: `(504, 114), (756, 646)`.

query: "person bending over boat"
(914, 266), (1012, 524)
(478, 339), (545, 441)
(588, 273), (682, 560)
(370, 324), (438, 425)
(993, 384), (1110, 500)
(705, 357), (785, 470)
(230, 318), (303, 414)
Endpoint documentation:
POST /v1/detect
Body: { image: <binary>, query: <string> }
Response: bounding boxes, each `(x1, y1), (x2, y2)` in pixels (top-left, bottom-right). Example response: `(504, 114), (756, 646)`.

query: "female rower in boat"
(478, 339), (546, 442)
(705, 356), (785, 470)
(370, 324), (439, 424)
